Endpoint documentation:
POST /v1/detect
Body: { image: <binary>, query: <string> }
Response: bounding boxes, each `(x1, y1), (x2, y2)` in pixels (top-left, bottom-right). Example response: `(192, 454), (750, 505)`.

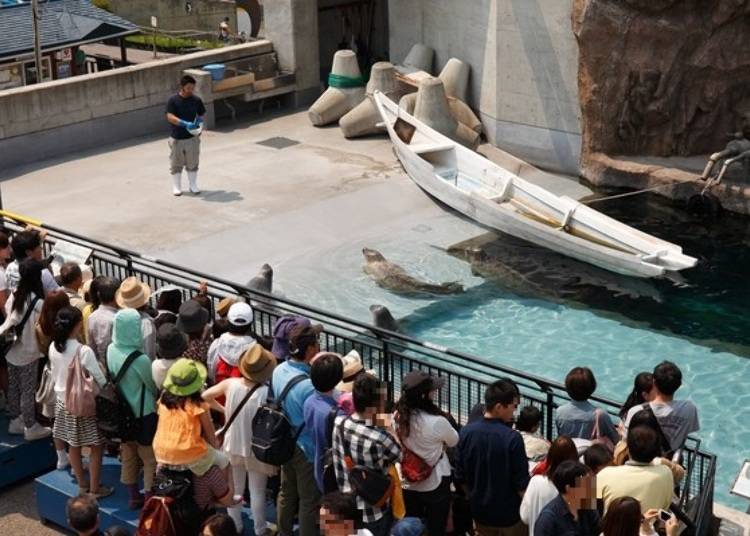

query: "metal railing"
(0, 212), (717, 534)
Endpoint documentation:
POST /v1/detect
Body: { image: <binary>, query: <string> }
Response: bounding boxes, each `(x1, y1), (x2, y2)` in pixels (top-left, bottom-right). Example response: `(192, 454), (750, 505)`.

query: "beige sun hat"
(336, 350), (375, 392)
(116, 276), (152, 309)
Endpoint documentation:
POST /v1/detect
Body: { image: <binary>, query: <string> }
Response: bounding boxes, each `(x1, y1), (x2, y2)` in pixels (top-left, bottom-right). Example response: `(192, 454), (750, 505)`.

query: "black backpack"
(96, 350), (143, 441)
(251, 374), (308, 466)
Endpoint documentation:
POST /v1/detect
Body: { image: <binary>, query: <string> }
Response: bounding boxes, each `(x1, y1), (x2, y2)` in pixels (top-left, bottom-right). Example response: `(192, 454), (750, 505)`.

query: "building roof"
(0, 0), (139, 62)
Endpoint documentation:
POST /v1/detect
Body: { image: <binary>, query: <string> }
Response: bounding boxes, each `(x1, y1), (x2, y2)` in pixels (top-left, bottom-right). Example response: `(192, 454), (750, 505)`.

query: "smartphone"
(658, 509), (672, 522)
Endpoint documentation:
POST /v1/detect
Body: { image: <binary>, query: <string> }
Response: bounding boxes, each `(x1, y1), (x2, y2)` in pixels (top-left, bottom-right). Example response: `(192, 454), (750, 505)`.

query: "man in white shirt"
(6, 229), (59, 295)
(624, 360), (699, 454)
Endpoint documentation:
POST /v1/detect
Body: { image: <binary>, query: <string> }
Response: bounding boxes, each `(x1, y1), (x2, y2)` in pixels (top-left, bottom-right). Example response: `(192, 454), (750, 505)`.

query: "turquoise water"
(403, 195), (750, 510)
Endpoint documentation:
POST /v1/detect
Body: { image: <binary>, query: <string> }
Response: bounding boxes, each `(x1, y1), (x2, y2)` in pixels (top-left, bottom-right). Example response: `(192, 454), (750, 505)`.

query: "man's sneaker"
(24, 422), (52, 441)
(8, 416), (24, 435)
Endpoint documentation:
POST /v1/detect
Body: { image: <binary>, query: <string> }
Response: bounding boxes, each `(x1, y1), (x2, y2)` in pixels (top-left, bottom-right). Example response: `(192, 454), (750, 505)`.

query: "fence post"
(545, 388), (555, 440)
(382, 340), (392, 404)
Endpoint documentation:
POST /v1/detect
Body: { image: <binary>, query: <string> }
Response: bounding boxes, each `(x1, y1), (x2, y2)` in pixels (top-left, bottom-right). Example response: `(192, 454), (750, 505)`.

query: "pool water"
(402, 194), (750, 509)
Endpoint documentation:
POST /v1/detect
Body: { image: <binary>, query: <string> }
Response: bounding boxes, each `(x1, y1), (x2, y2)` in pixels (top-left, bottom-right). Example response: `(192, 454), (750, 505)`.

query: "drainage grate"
(256, 137), (300, 150)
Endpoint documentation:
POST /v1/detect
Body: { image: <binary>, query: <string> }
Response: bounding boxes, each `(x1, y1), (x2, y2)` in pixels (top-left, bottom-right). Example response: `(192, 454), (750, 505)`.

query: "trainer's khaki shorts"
(169, 136), (200, 174)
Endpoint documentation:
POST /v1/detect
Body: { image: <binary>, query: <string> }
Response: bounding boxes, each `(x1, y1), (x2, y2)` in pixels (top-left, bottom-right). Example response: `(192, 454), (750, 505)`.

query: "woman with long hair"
(0, 258), (48, 439)
(601, 496), (679, 536)
(521, 435), (579, 534)
(36, 290), (71, 357)
(394, 370), (458, 536)
(48, 306), (111, 497)
(619, 372), (654, 421)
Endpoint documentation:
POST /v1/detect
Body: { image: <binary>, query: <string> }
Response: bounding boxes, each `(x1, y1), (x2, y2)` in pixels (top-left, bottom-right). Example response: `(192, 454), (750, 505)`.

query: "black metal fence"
(2, 213), (717, 535)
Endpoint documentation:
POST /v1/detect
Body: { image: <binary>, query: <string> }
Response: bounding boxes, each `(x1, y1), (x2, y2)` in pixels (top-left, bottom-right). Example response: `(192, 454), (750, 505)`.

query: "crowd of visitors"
(0, 227), (702, 535)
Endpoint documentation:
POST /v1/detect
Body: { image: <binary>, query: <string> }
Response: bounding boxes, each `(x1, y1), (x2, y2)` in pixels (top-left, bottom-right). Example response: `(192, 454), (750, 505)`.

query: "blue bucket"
(203, 64), (226, 81)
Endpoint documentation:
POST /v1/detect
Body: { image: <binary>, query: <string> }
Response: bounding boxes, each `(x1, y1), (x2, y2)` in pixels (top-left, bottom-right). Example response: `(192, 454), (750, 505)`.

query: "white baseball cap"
(227, 302), (254, 326)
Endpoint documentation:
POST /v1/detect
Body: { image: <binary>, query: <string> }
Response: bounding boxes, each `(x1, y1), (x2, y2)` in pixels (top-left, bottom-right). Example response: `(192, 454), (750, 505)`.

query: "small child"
(152, 358), (233, 495)
(515, 405), (551, 462)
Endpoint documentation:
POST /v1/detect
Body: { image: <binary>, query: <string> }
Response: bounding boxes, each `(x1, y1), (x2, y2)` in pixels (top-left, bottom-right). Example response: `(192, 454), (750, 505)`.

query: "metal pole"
(31, 0), (44, 84)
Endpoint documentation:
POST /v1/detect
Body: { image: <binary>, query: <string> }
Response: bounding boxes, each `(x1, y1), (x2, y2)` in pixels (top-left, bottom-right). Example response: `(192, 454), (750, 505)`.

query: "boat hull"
(374, 92), (697, 279)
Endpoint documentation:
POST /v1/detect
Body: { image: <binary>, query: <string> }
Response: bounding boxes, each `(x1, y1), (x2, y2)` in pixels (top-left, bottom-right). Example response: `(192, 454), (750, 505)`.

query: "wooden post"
(119, 38), (128, 65)
(31, 0), (43, 84)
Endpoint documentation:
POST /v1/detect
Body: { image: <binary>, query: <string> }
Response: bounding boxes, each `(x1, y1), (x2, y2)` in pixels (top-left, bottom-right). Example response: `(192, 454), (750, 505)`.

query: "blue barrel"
(203, 64), (226, 81)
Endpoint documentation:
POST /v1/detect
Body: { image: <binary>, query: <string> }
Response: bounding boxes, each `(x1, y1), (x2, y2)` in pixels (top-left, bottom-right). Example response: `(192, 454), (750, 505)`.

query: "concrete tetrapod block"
(403, 43), (435, 73)
(413, 78), (479, 149)
(340, 62), (399, 138)
(309, 50), (365, 126)
(439, 58), (471, 102)
(448, 97), (483, 134)
(398, 92), (417, 115)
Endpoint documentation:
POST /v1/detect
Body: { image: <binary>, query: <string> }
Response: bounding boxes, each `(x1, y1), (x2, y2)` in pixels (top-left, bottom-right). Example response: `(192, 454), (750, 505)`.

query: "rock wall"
(573, 0), (750, 158)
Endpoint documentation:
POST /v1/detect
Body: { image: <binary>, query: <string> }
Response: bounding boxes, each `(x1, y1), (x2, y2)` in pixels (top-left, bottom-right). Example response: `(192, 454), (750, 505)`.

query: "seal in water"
(362, 248), (464, 295)
(370, 304), (400, 332)
(247, 264), (273, 293)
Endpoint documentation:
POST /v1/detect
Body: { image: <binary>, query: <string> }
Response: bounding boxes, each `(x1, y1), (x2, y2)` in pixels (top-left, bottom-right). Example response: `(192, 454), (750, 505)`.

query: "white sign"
(50, 239), (93, 266)
(731, 459), (750, 500)
(150, 16), (158, 28)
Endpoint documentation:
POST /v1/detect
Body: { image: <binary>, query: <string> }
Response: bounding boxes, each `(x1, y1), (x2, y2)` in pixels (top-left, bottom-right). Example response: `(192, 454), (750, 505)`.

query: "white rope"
(583, 177), (706, 205)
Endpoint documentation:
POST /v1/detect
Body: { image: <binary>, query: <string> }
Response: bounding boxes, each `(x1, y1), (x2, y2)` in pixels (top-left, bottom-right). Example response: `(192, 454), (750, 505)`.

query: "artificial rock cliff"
(573, 0), (750, 159)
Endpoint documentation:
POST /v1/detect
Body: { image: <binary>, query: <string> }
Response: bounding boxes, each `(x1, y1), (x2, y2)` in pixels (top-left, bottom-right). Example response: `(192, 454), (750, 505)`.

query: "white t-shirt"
(5, 260), (59, 294)
(624, 400), (699, 452)
(0, 266), (7, 292)
(0, 294), (43, 366)
(151, 358), (177, 390)
(397, 411), (459, 492)
(48, 340), (107, 402)
(222, 378), (269, 459)
(520, 474), (558, 534)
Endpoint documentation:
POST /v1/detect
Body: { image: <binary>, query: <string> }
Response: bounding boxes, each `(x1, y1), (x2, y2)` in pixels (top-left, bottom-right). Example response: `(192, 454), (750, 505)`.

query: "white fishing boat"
(373, 91), (697, 278)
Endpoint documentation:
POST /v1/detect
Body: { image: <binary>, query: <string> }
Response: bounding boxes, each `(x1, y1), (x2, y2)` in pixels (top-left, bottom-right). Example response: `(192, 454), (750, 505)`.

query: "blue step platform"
(0, 414), (56, 488)
(36, 455), (277, 535)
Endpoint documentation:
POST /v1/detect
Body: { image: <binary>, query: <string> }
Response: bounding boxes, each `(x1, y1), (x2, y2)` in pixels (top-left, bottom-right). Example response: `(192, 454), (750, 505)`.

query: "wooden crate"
(212, 72), (256, 93)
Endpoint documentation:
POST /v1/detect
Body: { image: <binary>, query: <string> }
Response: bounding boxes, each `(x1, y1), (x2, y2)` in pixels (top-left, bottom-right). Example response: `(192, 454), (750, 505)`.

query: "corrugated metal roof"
(0, 0), (139, 61)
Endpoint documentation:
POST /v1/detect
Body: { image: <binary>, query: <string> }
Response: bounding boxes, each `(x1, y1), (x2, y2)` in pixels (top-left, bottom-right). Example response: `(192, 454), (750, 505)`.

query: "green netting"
(328, 73), (365, 89)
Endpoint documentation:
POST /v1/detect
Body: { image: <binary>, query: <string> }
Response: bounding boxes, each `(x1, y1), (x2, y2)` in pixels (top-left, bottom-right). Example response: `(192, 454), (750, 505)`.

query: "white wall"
(389, 0), (581, 174)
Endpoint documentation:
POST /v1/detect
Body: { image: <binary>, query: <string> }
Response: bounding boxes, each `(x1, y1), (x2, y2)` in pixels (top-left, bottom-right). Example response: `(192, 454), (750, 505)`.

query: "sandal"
(89, 485), (114, 499)
(77, 487), (89, 496)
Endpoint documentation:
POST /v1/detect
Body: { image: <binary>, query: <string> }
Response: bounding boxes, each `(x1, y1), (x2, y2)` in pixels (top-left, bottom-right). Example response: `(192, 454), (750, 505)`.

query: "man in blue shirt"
(533, 460), (600, 536)
(303, 353), (344, 492)
(455, 378), (529, 536)
(271, 323), (322, 536)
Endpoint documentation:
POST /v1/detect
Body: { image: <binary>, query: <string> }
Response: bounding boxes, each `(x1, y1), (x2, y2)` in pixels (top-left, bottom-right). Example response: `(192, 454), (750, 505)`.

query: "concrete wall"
(109, 0), (236, 33)
(389, 0), (581, 175)
(0, 42), (272, 170)
(261, 0), (320, 105)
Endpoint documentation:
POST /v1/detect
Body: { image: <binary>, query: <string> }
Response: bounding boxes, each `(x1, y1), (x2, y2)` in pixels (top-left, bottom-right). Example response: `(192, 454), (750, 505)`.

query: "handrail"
(0, 211), (716, 532)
